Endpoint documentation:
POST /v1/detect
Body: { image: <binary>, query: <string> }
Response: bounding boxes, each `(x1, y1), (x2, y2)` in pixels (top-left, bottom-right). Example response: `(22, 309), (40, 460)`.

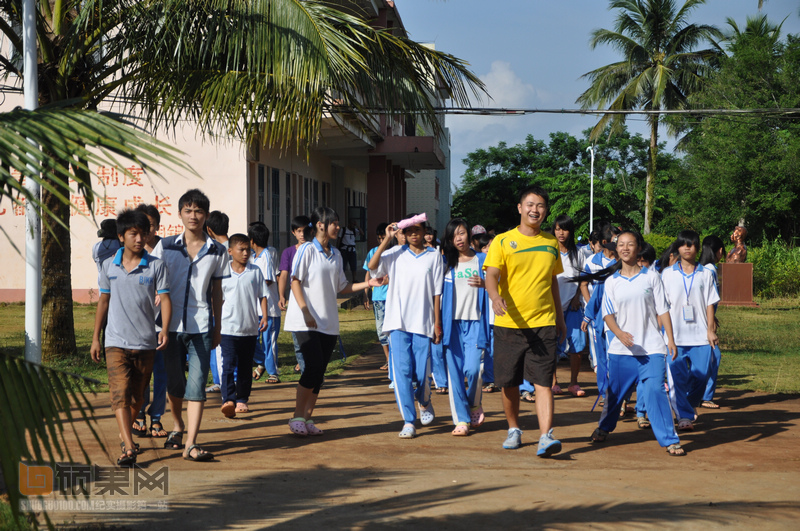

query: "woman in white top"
(284, 207), (379, 436)
(587, 231), (685, 456)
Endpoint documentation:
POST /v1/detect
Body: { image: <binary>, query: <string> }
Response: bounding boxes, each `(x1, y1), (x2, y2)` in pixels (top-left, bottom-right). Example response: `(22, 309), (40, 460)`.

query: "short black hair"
(638, 242), (657, 265)
(475, 232), (493, 250)
(248, 221), (270, 247)
(116, 209), (150, 238)
(291, 215), (311, 232)
(135, 203), (160, 226)
(178, 188), (210, 214)
(228, 233), (250, 248)
(517, 185), (549, 208)
(207, 211), (229, 236)
(376, 222), (389, 237)
(676, 229), (701, 250)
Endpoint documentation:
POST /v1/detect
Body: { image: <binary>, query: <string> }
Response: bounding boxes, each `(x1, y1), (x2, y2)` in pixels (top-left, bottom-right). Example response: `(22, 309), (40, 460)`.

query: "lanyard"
(678, 262), (696, 300)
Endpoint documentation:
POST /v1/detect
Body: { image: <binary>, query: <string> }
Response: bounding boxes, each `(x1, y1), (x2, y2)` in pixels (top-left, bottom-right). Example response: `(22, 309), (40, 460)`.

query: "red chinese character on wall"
(13, 198), (26, 216)
(96, 197), (117, 217)
(124, 196), (144, 210)
(123, 166), (145, 187)
(71, 195), (91, 216)
(164, 224), (183, 236)
(155, 195), (172, 216)
(96, 166), (119, 187)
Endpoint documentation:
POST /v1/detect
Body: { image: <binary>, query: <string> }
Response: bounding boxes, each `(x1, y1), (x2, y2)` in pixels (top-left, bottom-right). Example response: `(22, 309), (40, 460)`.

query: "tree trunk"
(41, 178), (77, 363)
(644, 116), (658, 235)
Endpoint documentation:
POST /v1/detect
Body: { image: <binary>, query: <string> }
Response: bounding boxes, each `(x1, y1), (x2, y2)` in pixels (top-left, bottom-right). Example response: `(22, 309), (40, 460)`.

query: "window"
(271, 168), (280, 240)
(257, 164), (266, 222)
(285, 171), (292, 248)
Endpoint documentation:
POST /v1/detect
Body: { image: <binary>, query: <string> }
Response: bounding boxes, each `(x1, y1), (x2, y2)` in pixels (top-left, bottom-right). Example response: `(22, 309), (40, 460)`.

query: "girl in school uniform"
(585, 231), (685, 456)
(440, 219), (491, 435)
(475, 232), (498, 394)
(699, 235), (725, 409)
(662, 231), (720, 431)
(284, 207), (379, 436)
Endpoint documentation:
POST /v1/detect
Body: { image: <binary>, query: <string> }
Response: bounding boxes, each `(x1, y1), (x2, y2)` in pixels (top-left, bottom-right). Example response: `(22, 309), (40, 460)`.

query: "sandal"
(132, 419), (148, 438)
(379, 363), (389, 371)
(452, 423), (469, 436)
(117, 447), (137, 467)
(183, 444), (213, 462)
(221, 401), (236, 418)
(289, 417), (308, 436)
(119, 441), (141, 454)
(482, 383), (497, 393)
(252, 365), (266, 380)
(164, 431), (184, 450)
(590, 428), (608, 443)
(619, 400), (629, 418)
(266, 374), (281, 384)
(637, 417), (651, 429)
(568, 384), (586, 397)
(294, 364), (301, 374)
(551, 384), (564, 395)
(235, 402), (249, 414)
(667, 443), (686, 456)
(677, 419), (694, 431)
(701, 400), (720, 409)
(150, 421), (168, 438)
(435, 387), (448, 395)
(521, 391), (535, 403)
(305, 420), (324, 436)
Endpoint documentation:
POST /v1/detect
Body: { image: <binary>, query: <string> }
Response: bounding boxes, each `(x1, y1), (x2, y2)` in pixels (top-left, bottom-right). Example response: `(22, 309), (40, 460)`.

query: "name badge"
(682, 305), (695, 322)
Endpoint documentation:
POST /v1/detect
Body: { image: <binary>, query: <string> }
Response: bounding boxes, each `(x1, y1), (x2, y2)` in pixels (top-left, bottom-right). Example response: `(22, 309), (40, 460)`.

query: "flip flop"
(150, 421), (168, 438)
(132, 419), (148, 438)
(667, 443), (686, 456)
(521, 391), (535, 403)
(701, 401), (720, 409)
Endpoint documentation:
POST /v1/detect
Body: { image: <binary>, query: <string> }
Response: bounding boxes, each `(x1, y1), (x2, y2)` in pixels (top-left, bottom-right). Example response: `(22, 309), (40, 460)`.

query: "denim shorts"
(164, 331), (212, 401)
(372, 300), (389, 346)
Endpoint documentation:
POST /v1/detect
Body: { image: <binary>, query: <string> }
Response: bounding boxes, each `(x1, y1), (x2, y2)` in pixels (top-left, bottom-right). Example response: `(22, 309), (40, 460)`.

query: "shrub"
(749, 240), (800, 298)
(643, 233), (675, 257)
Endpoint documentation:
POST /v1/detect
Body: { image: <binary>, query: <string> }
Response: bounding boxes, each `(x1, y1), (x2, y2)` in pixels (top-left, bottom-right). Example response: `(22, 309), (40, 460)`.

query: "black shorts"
(493, 325), (557, 388)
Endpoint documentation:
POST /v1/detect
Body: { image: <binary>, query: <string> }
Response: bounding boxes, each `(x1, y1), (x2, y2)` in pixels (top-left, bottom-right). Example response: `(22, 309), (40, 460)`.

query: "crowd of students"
(91, 185), (724, 467)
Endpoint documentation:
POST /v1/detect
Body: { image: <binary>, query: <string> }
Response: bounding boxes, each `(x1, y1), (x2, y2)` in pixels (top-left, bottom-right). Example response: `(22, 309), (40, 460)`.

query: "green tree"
(576, 0), (721, 234)
(676, 26), (800, 243)
(0, 0), (483, 362)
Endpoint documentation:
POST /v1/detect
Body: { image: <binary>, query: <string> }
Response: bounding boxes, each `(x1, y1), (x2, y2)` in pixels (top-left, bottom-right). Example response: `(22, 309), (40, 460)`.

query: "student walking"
(152, 189), (229, 462)
(484, 186), (566, 457)
(368, 214), (445, 439)
(440, 218), (490, 436)
(699, 235), (725, 409)
(90, 209), (172, 467)
(284, 207), (378, 436)
(279, 215), (311, 373)
(249, 222), (281, 384)
(662, 230), (720, 431)
(586, 230), (685, 456)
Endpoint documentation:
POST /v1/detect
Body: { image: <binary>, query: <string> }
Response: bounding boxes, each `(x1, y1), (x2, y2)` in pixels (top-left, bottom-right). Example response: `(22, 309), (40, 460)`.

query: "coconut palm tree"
(0, 0), (485, 362)
(576, 0), (721, 233)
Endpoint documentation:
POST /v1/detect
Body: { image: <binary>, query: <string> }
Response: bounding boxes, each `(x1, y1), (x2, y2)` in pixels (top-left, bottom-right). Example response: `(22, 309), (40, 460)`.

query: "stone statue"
(727, 225), (748, 263)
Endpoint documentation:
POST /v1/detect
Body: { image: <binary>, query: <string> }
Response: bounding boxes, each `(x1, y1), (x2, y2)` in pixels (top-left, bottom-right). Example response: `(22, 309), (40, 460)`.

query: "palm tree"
(576, 0), (721, 233)
(0, 0), (485, 362)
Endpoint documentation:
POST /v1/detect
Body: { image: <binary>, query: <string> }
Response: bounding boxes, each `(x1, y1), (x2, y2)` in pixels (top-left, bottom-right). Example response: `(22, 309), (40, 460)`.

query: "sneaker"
(470, 406), (485, 428)
(537, 429), (562, 457)
(388, 382), (395, 390)
(398, 423), (416, 439)
(502, 428), (522, 450)
(419, 403), (435, 426)
(205, 384), (221, 393)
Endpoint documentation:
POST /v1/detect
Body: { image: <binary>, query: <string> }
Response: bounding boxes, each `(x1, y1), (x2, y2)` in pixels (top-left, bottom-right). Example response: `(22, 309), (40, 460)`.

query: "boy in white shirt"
(219, 233), (268, 418)
(368, 216), (444, 439)
(249, 222), (282, 383)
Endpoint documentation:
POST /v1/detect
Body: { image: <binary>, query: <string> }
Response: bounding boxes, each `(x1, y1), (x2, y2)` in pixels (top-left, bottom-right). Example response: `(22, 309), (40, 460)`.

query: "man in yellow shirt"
(484, 185), (566, 456)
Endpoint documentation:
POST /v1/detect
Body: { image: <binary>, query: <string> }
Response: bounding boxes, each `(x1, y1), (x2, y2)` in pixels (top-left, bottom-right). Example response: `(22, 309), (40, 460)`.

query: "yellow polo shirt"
(483, 227), (563, 329)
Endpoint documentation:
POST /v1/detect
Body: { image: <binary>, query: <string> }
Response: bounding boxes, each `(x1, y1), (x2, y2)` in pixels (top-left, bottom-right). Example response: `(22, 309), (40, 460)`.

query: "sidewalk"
(43, 347), (800, 529)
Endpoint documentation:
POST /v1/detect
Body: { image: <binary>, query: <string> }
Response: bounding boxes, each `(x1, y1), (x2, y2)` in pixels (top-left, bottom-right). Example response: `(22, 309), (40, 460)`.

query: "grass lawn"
(1, 298), (798, 394)
(0, 302), (381, 392)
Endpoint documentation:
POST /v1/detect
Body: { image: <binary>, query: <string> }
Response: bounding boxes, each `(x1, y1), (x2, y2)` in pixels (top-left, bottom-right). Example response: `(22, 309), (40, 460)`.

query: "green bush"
(643, 233), (675, 257)
(749, 240), (800, 298)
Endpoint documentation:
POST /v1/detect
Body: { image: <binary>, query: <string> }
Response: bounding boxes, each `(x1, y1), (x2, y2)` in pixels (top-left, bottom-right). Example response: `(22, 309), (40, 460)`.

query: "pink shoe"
(568, 384), (586, 397)
(289, 417), (308, 436)
(305, 420), (324, 436)
(221, 401), (236, 418)
(551, 384), (564, 395)
(470, 406), (485, 428)
(452, 423), (469, 436)
(235, 402), (249, 413)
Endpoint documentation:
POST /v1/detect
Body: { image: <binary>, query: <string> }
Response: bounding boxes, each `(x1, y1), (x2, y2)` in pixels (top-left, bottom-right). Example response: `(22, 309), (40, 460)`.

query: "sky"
(396, 0), (800, 189)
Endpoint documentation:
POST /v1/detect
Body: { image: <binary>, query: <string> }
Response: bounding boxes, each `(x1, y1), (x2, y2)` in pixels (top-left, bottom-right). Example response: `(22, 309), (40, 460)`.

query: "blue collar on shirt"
(671, 262), (705, 274)
(111, 248), (150, 268)
(612, 265), (650, 281)
(311, 238), (336, 261)
(591, 252), (607, 266)
(402, 244), (435, 259)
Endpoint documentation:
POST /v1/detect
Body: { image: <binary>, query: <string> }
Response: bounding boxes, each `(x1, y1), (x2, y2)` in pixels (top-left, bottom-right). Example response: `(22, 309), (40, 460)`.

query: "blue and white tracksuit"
(441, 253), (491, 425)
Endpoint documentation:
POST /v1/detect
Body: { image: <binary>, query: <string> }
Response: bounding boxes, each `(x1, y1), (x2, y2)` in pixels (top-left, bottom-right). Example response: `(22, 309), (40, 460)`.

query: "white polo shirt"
(373, 245), (444, 338)
(253, 247), (281, 318)
(152, 232), (229, 334)
(661, 263), (720, 346)
(284, 239), (349, 336)
(603, 267), (670, 356)
(557, 250), (585, 311)
(221, 263), (266, 336)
